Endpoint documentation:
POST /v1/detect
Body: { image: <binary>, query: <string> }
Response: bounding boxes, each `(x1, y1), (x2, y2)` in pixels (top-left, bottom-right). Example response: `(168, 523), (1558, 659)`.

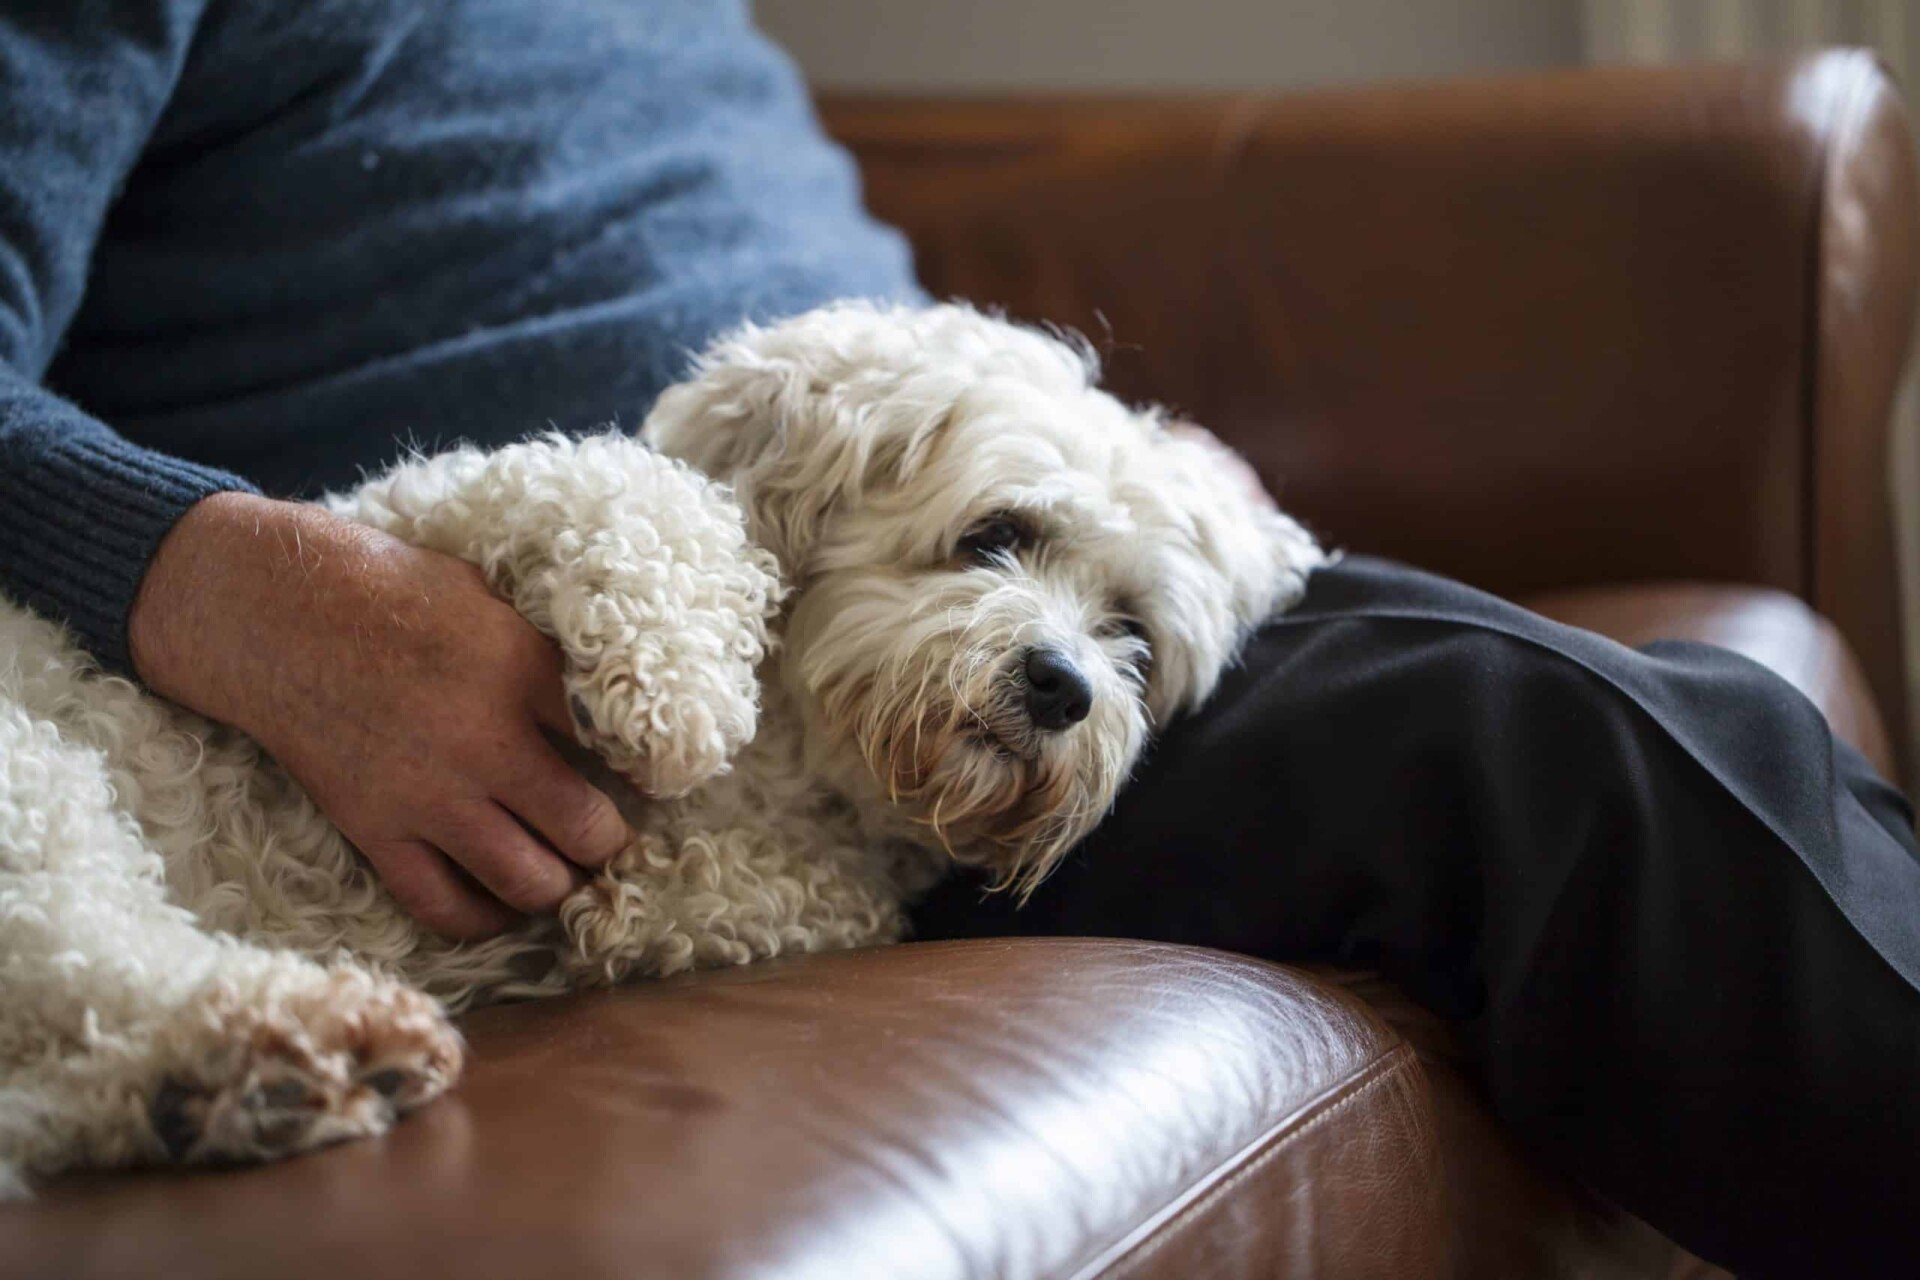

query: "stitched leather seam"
(1072, 1040), (1423, 1280)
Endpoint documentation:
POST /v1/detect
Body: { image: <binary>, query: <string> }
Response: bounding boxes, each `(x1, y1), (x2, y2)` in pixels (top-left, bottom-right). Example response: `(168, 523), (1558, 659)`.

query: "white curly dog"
(0, 302), (1323, 1191)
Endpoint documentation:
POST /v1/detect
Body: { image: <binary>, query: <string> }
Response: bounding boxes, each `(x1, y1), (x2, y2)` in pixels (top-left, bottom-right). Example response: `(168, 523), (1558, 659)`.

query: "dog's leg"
(0, 610), (461, 1191)
(333, 434), (784, 797)
(557, 826), (908, 984)
(0, 750), (462, 1186)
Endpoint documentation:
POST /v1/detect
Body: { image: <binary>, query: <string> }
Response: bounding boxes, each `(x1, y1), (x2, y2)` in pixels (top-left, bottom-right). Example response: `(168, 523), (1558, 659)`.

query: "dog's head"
(645, 303), (1323, 892)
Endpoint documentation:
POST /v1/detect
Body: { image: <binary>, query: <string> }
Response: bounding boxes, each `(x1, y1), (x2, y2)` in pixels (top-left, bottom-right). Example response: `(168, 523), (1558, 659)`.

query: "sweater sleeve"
(0, 1), (255, 675)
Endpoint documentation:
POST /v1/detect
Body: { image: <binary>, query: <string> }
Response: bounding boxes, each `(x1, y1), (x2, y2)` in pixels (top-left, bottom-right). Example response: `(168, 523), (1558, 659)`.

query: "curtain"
(1580, 1), (1915, 81)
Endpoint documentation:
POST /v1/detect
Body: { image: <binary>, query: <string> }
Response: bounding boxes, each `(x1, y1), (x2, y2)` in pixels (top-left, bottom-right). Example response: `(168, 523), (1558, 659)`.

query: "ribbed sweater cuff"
(0, 427), (256, 676)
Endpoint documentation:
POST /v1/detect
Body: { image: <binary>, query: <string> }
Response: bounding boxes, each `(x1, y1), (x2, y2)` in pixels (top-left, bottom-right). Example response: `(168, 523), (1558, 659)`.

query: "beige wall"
(1582, 0), (1916, 80)
(756, 1), (1584, 92)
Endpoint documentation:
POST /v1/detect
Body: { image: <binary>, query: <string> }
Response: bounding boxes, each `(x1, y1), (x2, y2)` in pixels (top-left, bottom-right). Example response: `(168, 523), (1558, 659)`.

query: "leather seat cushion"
(5, 940), (1444, 1280)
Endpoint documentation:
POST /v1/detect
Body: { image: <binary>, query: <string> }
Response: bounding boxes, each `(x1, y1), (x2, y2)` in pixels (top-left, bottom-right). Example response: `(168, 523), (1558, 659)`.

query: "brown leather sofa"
(2, 50), (1912, 1280)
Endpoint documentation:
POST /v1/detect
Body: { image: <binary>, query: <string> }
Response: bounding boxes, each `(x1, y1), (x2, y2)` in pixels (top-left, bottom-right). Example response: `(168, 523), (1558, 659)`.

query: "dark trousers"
(913, 556), (1920, 1278)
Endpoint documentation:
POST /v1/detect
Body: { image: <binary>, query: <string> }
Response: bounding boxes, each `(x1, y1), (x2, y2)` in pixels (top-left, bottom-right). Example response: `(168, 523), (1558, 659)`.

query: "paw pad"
(146, 970), (464, 1167)
(148, 1080), (201, 1162)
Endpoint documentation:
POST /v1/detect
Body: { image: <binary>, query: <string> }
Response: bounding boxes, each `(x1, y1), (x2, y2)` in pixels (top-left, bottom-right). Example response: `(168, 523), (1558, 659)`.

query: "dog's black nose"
(1024, 647), (1093, 731)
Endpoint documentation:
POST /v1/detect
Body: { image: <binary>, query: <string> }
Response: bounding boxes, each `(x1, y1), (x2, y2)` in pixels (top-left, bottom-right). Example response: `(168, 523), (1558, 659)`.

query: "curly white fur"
(0, 302), (1324, 1191)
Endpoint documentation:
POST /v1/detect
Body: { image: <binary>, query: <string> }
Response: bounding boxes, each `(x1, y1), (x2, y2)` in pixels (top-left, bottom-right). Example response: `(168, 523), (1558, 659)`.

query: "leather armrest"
(4, 941), (1445, 1280)
(1805, 58), (1918, 769)
(1522, 581), (1896, 779)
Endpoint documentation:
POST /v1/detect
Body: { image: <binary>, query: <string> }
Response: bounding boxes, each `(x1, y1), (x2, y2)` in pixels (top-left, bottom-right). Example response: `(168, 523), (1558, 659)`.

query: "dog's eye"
(1101, 614), (1153, 675)
(957, 515), (1025, 563)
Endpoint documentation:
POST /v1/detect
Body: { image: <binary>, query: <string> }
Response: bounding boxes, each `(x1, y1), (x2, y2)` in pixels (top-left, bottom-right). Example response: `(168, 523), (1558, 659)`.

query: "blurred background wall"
(758, 1), (1916, 91)
(1584, 1), (1915, 81)
(755, 1), (1581, 93)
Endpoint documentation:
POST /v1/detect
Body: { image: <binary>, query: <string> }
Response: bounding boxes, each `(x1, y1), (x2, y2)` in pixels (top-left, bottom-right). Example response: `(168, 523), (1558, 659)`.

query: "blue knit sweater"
(0, 0), (918, 673)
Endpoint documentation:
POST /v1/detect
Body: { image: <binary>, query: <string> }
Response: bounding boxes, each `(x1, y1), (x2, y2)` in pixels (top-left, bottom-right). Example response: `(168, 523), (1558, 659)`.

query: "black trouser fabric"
(913, 556), (1920, 1278)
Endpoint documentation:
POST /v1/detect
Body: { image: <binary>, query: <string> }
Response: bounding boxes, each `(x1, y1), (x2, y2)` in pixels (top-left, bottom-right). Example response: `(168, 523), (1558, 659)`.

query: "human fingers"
(496, 732), (631, 870)
(358, 836), (525, 940)
(426, 802), (583, 916)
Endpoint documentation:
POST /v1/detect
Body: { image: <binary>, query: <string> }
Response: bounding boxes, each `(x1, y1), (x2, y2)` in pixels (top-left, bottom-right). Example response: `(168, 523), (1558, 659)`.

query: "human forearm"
(0, 1), (241, 669)
(0, 383), (256, 673)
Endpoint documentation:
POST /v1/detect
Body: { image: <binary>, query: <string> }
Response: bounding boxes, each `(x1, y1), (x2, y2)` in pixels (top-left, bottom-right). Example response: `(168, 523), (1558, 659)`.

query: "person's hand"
(129, 492), (631, 940)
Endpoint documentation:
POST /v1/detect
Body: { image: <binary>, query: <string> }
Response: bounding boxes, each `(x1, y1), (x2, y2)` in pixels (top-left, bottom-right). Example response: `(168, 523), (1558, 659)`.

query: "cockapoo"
(0, 302), (1324, 1191)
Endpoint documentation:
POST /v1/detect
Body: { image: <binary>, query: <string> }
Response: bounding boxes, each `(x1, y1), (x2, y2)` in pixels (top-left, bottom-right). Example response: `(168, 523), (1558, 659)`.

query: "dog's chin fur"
(0, 300), (1325, 1190)
(787, 568), (1149, 897)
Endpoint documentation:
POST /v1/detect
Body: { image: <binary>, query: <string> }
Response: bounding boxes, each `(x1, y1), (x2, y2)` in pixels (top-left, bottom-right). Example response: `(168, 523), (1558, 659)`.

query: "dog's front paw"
(544, 447), (785, 797)
(146, 963), (461, 1167)
(564, 614), (770, 798)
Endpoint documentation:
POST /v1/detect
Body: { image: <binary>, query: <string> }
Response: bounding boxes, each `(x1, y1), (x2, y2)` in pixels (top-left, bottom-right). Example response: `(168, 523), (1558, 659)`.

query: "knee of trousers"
(1345, 614), (1837, 775)
(1241, 610), (1853, 914)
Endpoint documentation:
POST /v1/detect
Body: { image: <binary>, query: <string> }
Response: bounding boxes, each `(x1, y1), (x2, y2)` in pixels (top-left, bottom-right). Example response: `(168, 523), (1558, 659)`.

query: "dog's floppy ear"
(1152, 419), (1328, 627)
(645, 301), (1110, 574)
(643, 307), (962, 574)
(1161, 420), (1272, 510)
(642, 344), (835, 572)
